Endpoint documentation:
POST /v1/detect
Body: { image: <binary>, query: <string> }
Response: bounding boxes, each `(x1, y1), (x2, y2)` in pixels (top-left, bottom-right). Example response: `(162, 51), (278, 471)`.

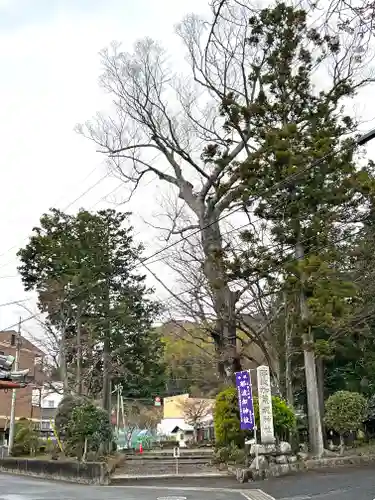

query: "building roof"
(0, 330), (45, 356)
(171, 423), (194, 432)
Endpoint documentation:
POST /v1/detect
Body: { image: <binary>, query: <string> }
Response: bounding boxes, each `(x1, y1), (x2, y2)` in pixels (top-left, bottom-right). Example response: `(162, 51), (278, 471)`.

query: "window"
(0, 351), (4, 356)
(31, 390), (40, 407)
(10, 334), (15, 347)
(41, 421), (51, 430)
(47, 400), (54, 408)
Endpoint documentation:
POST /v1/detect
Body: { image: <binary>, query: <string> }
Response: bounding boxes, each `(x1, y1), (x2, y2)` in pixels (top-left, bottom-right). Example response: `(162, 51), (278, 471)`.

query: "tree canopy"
(77, 0), (375, 456)
(17, 208), (165, 404)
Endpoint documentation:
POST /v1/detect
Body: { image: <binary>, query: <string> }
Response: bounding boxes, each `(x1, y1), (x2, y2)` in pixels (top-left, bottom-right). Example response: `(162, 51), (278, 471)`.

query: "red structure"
(0, 381), (25, 390)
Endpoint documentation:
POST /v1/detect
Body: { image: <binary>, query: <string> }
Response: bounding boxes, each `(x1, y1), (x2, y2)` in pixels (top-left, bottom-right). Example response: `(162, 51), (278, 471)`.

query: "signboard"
(235, 370), (255, 430)
(154, 396), (161, 407)
(256, 365), (275, 443)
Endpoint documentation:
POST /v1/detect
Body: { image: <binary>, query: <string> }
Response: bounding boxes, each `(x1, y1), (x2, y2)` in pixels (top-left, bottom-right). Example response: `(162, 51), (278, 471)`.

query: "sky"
(0, 0), (210, 340)
(1, 0), (375, 345)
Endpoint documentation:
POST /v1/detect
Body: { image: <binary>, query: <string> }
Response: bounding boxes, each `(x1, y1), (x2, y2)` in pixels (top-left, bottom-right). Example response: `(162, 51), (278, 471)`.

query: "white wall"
(40, 382), (63, 409)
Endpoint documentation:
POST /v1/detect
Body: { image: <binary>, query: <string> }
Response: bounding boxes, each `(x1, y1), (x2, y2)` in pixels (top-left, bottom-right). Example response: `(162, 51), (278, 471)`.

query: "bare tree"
(148, 212), (283, 386)
(137, 406), (163, 432)
(78, 0), (272, 380)
(178, 397), (213, 442)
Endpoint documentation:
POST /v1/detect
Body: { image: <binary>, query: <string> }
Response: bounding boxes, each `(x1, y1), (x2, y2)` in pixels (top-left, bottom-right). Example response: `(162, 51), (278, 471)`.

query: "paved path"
(2, 465), (375, 500)
(0, 474), (267, 500)
(112, 464), (375, 500)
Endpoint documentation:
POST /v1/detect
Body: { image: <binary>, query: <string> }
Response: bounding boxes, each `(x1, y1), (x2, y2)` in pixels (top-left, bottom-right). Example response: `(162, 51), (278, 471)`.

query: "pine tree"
(219, 3), (375, 455)
(18, 209), (165, 404)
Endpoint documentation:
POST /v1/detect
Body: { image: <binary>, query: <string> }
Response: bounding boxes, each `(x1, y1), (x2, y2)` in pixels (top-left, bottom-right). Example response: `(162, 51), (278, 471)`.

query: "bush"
(11, 419), (39, 457)
(66, 401), (113, 459)
(214, 387), (245, 448)
(325, 390), (367, 451)
(214, 442), (247, 464)
(55, 394), (87, 439)
(214, 386), (296, 448)
(262, 396), (296, 440)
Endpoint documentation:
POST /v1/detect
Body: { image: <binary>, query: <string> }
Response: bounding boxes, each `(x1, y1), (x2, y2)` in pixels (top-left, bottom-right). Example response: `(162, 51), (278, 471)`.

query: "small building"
(157, 393), (215, 446)
(35, 382), (64, 434)
(170, 422), (194, 447)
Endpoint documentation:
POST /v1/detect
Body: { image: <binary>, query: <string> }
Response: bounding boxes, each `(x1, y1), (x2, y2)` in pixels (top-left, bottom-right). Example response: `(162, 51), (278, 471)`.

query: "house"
(32, 382), (64, 433)
(157, 393), (215, 447)
(0, 330), (45, 442)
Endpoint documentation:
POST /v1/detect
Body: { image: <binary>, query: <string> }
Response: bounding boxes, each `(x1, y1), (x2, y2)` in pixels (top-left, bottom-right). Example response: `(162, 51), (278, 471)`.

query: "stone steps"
(113, 454), (220, 477)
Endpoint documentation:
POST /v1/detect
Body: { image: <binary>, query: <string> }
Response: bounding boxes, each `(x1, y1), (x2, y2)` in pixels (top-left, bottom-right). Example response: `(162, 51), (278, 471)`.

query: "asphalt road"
(2, 466), (375, 500)
(253, 464), (375, 500)
(0, 474), (260, 500)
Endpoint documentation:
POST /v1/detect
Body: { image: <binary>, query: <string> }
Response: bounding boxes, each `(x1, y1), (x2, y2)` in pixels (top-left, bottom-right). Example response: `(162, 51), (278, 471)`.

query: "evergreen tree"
(218, 3), (375, 455)
(17, 209), (165, 404)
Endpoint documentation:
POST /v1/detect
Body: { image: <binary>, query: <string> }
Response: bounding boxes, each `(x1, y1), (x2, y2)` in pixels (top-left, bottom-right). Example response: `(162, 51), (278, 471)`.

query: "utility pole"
(8, 317), (21, 454)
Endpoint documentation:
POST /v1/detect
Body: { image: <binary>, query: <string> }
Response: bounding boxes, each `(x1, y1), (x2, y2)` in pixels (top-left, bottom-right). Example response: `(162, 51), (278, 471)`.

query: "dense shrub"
(325, 390), (367, 452)
(214, 442), (247, 464)
(55, 394), (87, 439)
(11, 418), (39, 457)
(214, 387), (244, 447)
(66, 401), (113, 459)
(259, 396), (296, 440)
(214, 386), (296, 448)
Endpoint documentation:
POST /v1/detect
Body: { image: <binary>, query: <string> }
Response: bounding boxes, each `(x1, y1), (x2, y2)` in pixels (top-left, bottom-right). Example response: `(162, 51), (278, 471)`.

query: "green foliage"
(325, 390), (367, 435)
(365, 394), (375, 422)
(160, 321), (219, 396)
(55, 394), (87, 438)
(214, 386), (296, 448)
(228, 2), (375, 329)
(17, 208), (165, 399)
(214, 387), (245, 447)
(11, 419), (39, 457)
(215, 0), (375, 446)
(263, 396), (296, 439)
(66, 402), (113, 457)
(214, 442), (247, 464)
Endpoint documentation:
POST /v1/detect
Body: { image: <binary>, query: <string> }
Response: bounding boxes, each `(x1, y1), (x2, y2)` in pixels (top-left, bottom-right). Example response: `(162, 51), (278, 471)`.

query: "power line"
(126, 135), (372, 273)
(3, 133), (374, 331)
(62, 172), (109, 211)
(0, 299), (28, 309)
(0, 173), (111, 271)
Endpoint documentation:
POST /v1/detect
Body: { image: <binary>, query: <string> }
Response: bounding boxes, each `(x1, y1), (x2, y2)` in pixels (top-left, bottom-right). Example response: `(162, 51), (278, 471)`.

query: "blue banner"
(235, 370), (255, 430)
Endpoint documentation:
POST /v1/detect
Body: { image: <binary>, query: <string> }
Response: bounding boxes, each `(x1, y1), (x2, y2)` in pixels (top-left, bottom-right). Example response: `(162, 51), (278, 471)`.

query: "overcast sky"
(1, 0), (375, 343)
(0, 0), (210, 339)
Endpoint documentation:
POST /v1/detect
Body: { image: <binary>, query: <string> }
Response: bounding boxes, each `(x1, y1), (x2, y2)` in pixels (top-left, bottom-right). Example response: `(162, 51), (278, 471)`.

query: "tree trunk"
(284, 293), (294, 407)
(101, 233), (112, 453)
(101, 266), (112, 454)
(83, 437), (88, 462)
(102, 344), (111, 411)
(285, 339), (294, 409)
(76, 308), (82, 395)
(59, 327), (69, 393)
(339, 434), (344, 455)
(295, 242), (324, 457)
(316, 356), (327, 448)
(201, 218), (240, 379)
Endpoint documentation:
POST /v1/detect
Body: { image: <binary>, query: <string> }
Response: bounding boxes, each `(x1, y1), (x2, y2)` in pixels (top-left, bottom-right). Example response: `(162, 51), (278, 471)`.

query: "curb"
(110, 472), (231, 484)
(230, 454), (375, 483)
